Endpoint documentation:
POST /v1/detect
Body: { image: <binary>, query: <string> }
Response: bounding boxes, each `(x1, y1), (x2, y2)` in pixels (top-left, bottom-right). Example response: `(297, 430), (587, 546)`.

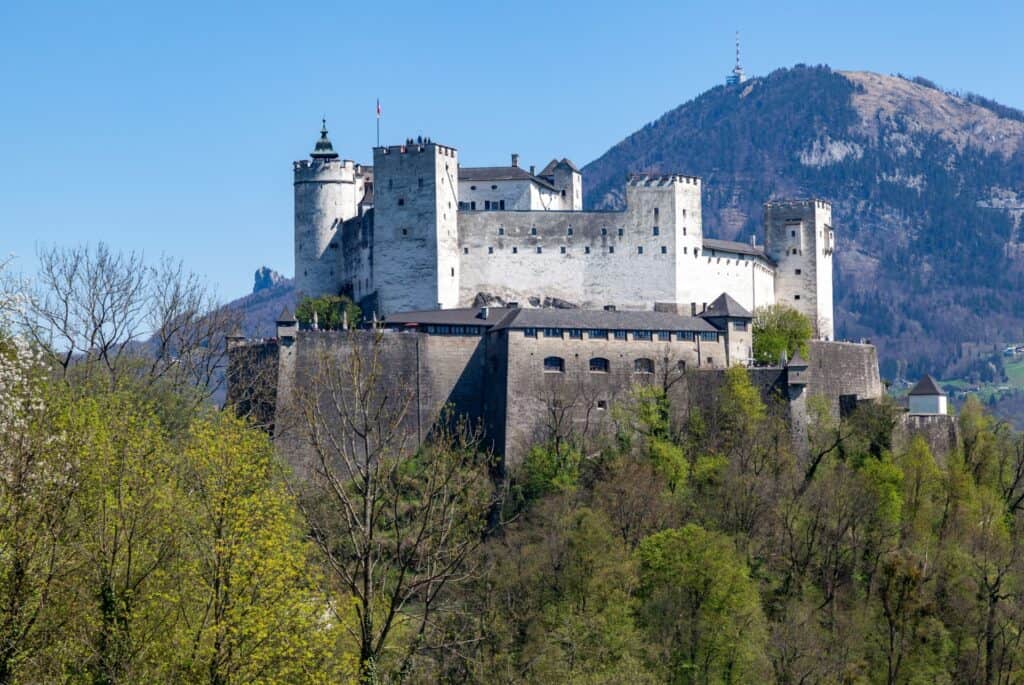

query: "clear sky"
(1, 0), (1021, 300)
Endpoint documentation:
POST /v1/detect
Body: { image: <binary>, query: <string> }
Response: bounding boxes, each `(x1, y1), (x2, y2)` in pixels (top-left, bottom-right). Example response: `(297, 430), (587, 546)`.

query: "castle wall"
(499, 328), (727, 464)
(894, 413), (960, 463)
(293, 159), (361, 298)
(806, 340), (883, 416)
(372, 143), (460, 314)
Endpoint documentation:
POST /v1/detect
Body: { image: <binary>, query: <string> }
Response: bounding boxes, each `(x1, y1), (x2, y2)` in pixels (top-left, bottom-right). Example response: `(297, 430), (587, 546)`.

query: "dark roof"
(538, 158), (580, 177)
(384, 308), (515, 328)
(459, 166), (557, 191)
(493, 308), (717, 332)
(787, 351), (808, 369)
(310, 120), (339, 160)
(700, 293), (753, 319)
(909, 374), (946, 396)
(702, 237), (772, 262)
(277, 306), (296, 323)
(384, 307), (718, 333)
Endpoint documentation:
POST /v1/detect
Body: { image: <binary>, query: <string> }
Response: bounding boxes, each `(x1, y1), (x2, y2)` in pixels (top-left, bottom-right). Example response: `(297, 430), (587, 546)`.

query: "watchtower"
(372, 139), (460, 314)
(293, 120), (365, 299)
(763, 199), (835, 339)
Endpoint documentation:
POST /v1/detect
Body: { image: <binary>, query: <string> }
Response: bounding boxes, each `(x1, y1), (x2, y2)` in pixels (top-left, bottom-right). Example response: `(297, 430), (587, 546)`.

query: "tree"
(22, 244), (238, 401)
(752, 305), (813, 366)
(635, 524), (769, 683)
(284, 333), (499, 682)
(295, 295), (361, 330)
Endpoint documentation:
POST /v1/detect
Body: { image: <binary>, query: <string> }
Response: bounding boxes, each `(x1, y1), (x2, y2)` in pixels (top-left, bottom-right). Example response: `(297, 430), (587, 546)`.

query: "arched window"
(589, 357), (610, 373)
(633, 358), (654, 374)
(543, 356), (565, 373)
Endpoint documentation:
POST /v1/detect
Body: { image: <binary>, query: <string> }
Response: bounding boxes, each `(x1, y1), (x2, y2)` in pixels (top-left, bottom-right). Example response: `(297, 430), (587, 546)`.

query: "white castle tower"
(293, 120), (367, 299)
(372, 139), (460, 313)
(763, 199), (835, 339)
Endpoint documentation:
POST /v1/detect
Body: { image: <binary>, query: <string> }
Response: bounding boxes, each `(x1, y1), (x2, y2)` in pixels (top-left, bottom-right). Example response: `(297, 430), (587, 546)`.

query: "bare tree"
(283, 331), (500, 683)
(22, 244), (238, 401)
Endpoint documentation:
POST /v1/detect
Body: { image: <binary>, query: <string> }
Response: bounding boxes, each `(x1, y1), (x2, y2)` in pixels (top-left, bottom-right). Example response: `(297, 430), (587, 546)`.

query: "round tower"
(293, 120), (359, 299)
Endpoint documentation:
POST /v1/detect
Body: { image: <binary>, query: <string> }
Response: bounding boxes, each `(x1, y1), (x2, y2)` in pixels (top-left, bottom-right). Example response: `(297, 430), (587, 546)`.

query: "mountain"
(227, 268), (295, 338)
(583, 65), (1024, 381)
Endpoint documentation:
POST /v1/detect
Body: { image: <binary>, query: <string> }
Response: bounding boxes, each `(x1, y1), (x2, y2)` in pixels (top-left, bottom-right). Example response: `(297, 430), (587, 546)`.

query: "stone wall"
(894, 413), (960, 463)
(806, 340), (883, 415)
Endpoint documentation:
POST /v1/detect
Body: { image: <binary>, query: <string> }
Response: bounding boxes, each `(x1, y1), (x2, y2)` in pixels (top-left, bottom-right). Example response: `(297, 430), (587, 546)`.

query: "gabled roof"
(458, 166), (557, 191)
(384, 308), (515, 328)
(787, 351), (808, 369)
(701, 237), (774, 264)
(492, 308), (717, 332)
(538, 158), (580, 177)
(700, 293), (753, 319)
(909, 374), (946, 396)
(277, 306), (296, 323)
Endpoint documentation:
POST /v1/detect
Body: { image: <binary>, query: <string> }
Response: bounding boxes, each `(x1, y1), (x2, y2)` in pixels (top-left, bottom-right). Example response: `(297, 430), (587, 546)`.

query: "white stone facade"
(293, 134), (834, 336)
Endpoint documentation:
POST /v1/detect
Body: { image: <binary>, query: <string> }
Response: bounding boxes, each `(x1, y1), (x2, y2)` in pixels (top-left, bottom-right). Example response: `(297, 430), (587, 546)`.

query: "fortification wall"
(271, 330), (486, 472)
(894, 414), (960, 463)
(500, 329), (728, 463)
(806, 340), (883, 415)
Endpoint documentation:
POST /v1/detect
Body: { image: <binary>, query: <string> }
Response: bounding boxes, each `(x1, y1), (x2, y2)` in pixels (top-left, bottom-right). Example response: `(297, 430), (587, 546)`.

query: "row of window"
(522, 328), (718, 342)
(544, 356), (662, 374)
(493, 226), (687, 237)
(424, 325), (482, 335)
(459, 200), (506, 210)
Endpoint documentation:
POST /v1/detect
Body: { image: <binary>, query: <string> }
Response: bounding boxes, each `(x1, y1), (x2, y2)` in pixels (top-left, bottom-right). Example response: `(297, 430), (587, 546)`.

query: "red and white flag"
(376, 99), (382, 119)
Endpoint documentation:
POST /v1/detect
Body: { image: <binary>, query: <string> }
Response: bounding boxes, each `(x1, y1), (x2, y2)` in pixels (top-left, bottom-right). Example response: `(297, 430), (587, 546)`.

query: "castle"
(293, 123), (835, 341)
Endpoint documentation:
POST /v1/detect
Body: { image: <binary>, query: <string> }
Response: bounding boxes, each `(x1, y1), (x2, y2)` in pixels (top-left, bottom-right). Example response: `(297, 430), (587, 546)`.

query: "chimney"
(511, 153), (520, 168)
(701, 302), (707, 314)
(529, 164), (535, 176)
(690, 302), (697, 316)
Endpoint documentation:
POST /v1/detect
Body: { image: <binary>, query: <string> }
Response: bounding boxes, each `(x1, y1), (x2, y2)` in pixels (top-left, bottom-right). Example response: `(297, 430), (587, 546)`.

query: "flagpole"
(376, 98), (380, 147)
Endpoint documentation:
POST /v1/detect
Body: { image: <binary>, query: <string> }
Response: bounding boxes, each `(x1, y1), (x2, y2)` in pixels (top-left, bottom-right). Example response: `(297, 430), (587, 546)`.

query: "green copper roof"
(311, 119), (339, 160)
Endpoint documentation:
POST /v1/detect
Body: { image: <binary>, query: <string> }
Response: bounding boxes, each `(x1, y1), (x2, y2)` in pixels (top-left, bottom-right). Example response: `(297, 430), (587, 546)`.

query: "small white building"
(908, 375), (948, 415)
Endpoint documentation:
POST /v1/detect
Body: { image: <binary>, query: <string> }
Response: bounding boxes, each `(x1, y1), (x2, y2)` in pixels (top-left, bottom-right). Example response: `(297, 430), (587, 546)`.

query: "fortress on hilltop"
(293, 122), (836, 340)
(225, 120), (957, 468)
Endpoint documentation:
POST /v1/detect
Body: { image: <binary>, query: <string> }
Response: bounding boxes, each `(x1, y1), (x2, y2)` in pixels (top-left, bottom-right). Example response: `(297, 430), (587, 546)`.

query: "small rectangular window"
(402, 228), (408, 236)
(734, 321), (748, 331)
(418, 177), (424, 188)
(488, 246), (494, 254)
(601, 228), (608, 236)
(499, 227), (505, 235)
(617, 228), (624, 237)
(531, 227), (537, 235)
(654, 207), (659, 218)
(637, 246), (643, 254)
(588, 329), (608, 339)
(634, 330), (652, 341)
(512, 247), (518, 254)
(596, 400), (608, 410)
(614, 330), (627, 340)
(700, 332), (718, 342)
(499, 200), (505, 210)
(560, 246), (566, 254)
(585, 246), (591, 254)
(568, 329), (582, 339)
(657, 331), (670, 341)
(470, 201), (476, 210)
(536, 246), (542, 254)
(795, 269), (802, 275)
(398, 198), (405, 206)
(463, 247), (469, 254)
(661, 246), (667, 254)
(543, 328), (563, 338)
(653, 226), (659, 236)
(567, 227), (574, 236)
(523, 328), (536, 337)
(609, 246), (615, 254)
(794, 294), (801, 300)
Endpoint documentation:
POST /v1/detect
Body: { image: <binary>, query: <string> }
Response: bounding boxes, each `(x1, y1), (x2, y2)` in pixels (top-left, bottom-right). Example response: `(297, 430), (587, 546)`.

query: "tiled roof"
(459, 166), (557, 191)
(700, 293), (753, 319)
(702, 237), (772, 262)
(909, 374), (946, 396)
(493, 308), (717, 332)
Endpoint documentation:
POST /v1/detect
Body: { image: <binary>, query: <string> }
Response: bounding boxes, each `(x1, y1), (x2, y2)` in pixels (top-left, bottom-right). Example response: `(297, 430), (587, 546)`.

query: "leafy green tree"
(295, 294), (361, 330)
(636, 524), (769, 684)
(752, 304), (813, 365)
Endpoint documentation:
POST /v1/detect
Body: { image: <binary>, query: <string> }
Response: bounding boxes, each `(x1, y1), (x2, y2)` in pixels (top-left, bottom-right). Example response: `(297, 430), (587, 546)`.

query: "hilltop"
(583, 65), (1024, 380)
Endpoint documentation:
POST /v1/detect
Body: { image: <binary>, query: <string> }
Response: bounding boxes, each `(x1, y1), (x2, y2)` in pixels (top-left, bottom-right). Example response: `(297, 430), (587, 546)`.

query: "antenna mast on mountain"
(726, 30), (747, 86)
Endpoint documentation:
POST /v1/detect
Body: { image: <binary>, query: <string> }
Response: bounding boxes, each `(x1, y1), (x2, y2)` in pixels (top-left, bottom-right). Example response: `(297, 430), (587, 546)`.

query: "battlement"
(764, 199), (831, 211)
(293, 158), (363, 184)
(627, 173), (702, 187)
(373, 141), (457, 157)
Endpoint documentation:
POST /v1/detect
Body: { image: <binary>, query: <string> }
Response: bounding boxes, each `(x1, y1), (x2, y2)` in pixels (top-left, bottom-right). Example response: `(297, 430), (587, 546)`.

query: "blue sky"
(1, 0), (1021, 300)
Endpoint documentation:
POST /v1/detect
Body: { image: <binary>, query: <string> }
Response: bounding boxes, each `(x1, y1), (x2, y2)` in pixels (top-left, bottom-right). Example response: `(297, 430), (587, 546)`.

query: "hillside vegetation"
(583, 65), (1024, 382)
